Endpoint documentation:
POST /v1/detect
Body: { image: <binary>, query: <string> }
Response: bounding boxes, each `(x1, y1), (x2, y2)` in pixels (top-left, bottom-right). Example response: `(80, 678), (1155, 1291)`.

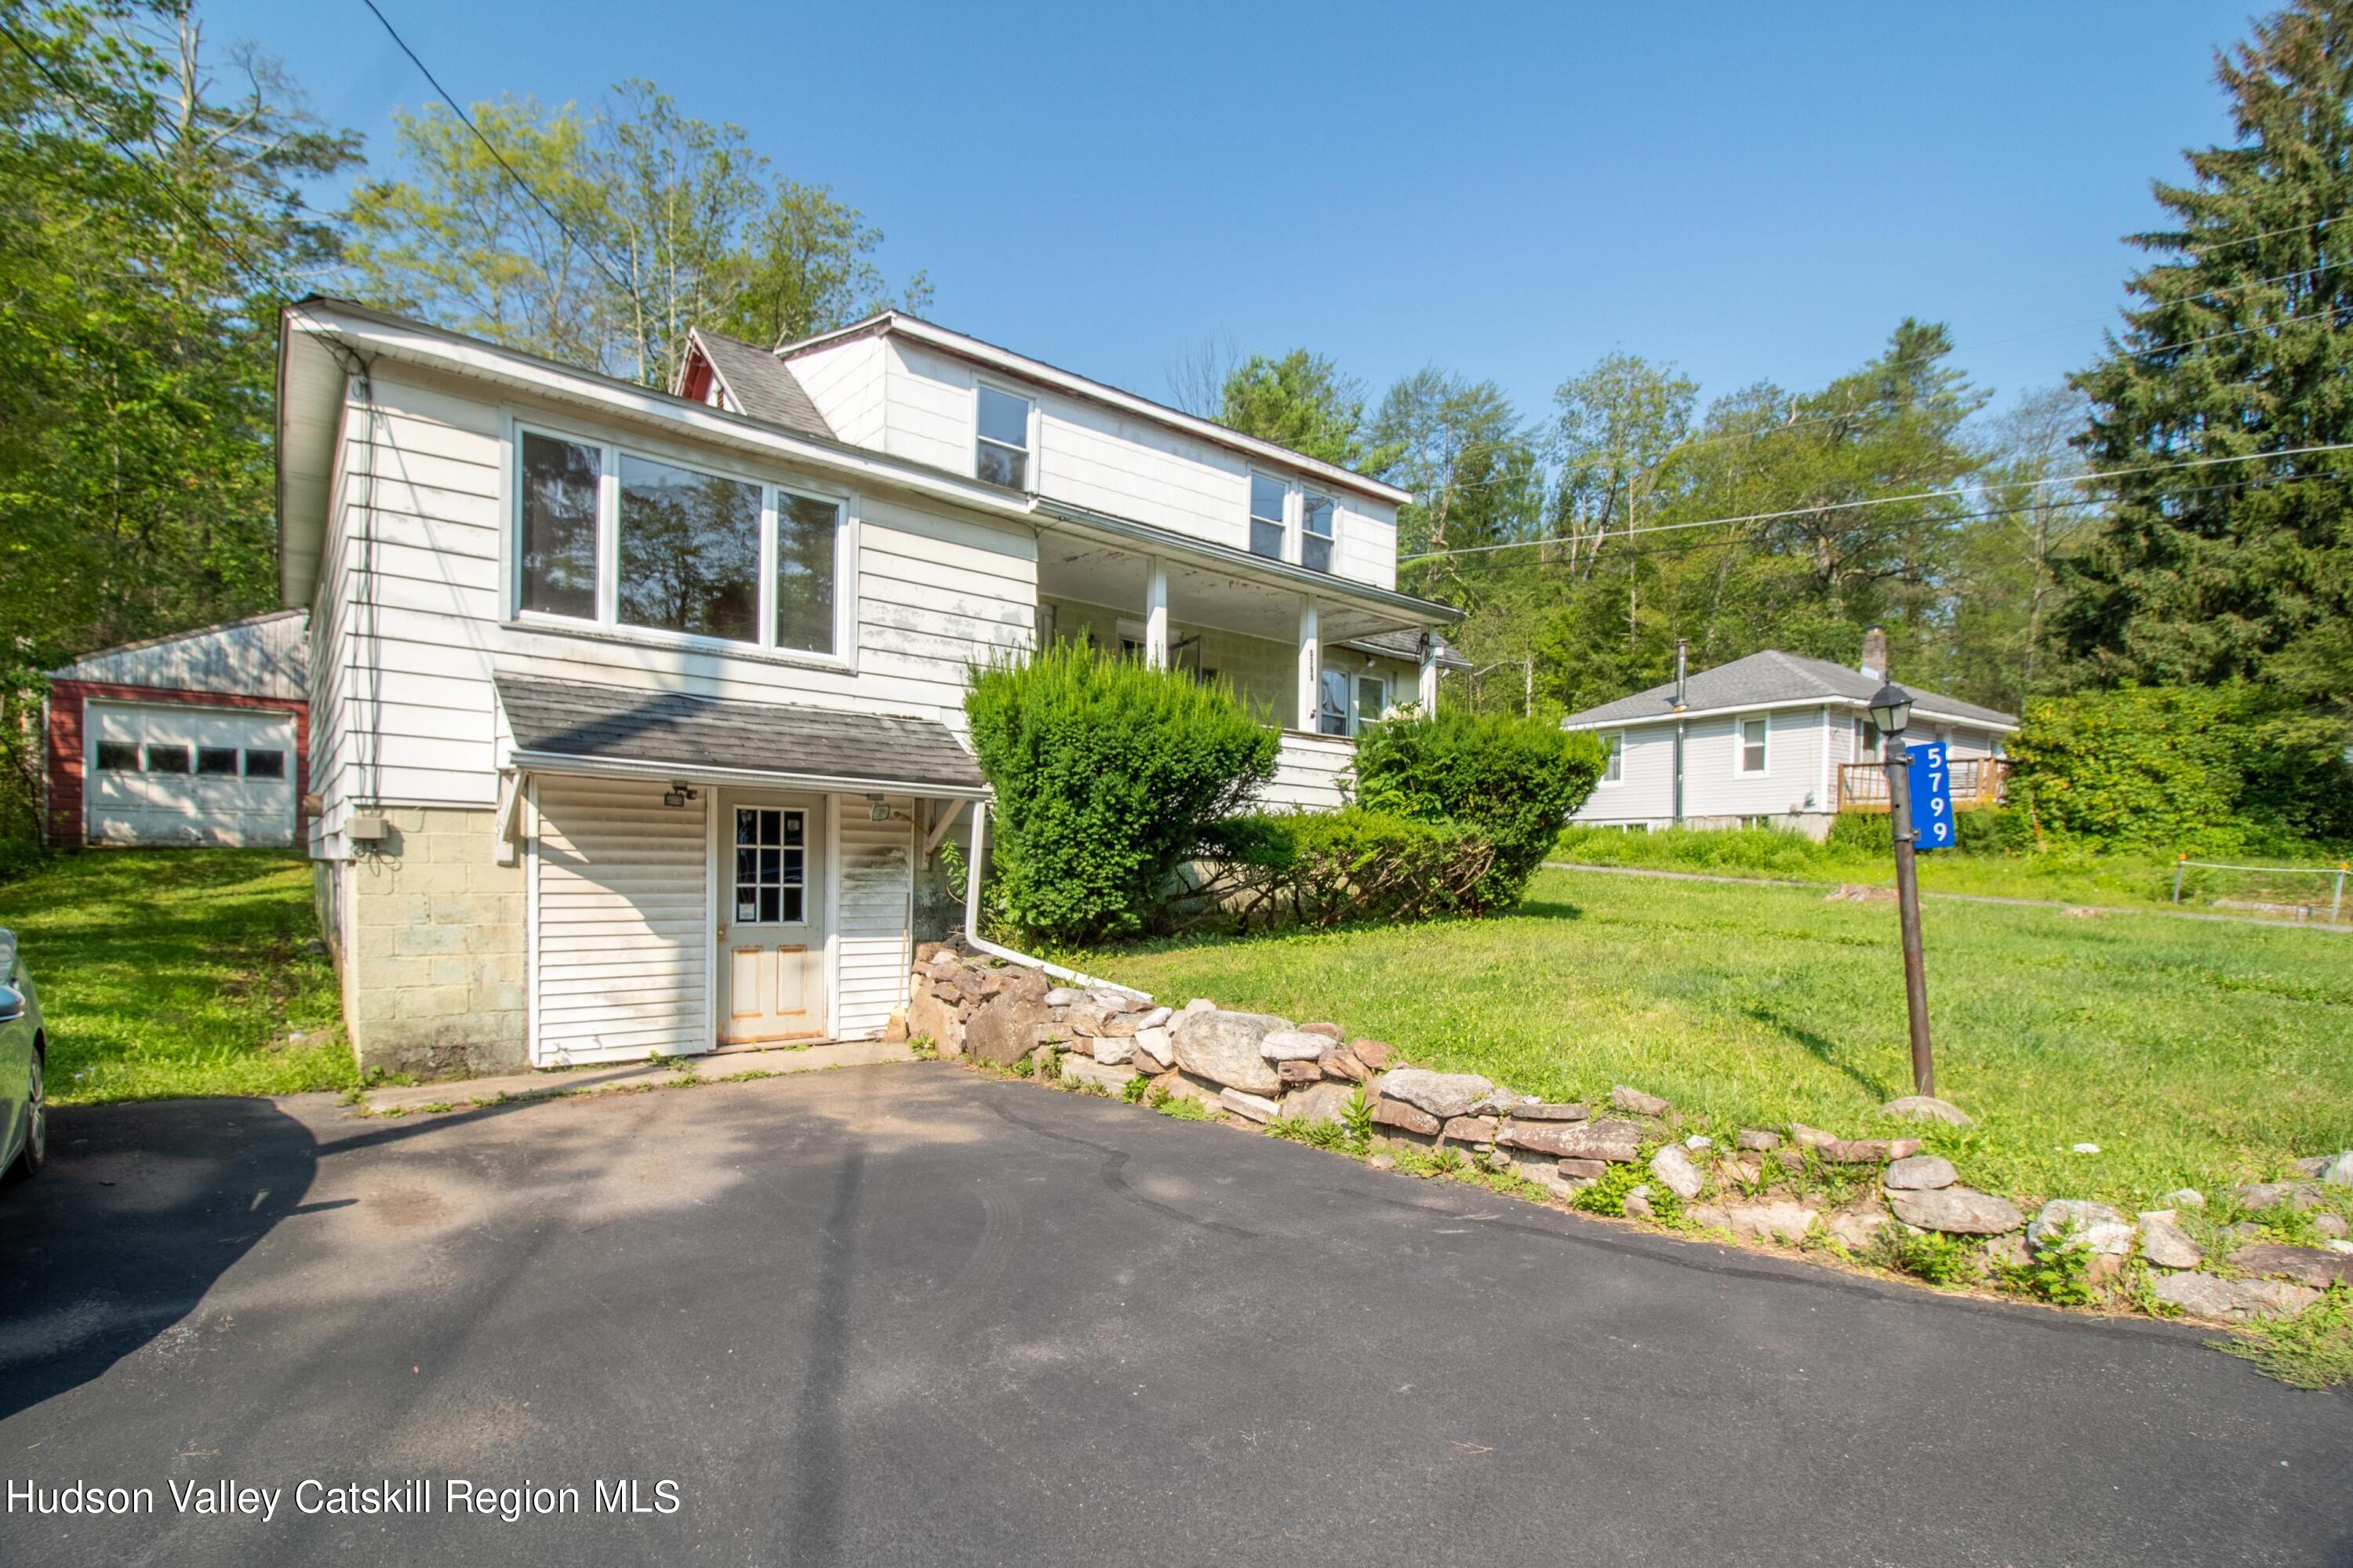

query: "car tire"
(6, 1045), (43, 1182)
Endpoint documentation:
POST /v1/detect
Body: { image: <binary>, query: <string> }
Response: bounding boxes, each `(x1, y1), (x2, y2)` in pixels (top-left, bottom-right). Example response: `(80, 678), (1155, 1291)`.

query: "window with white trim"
(1737, 715), (1769, 774)
(1602, 731), (1624, 783)
(1249, 473), (1287, 559)
(975, 385), (1031, 489)
(514, 426), (845, 657)
(1301, 491), (1336, 573)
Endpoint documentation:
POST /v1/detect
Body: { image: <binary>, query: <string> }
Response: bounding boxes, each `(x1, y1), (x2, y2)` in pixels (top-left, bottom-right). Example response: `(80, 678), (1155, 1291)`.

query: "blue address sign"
(1907, 740), (1955, 849)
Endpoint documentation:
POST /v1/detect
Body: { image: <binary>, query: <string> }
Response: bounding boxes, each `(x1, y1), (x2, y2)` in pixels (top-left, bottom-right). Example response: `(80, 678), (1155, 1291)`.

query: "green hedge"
(2007, 684), (2352, 851)
(1354, 710), (1607, 908)
(964, 644), (1278, 944)
(1187, 807), (1497, 930)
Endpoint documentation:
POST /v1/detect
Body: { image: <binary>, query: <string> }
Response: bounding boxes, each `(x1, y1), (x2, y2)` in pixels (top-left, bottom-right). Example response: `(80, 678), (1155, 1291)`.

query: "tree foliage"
(1213, 348), (1390, 471)
(1354, 710), (1606, 909)
(347, 80), (929, 387)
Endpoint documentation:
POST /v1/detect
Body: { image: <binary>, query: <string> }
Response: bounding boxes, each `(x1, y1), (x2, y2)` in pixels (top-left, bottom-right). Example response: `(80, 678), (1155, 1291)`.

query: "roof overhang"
(1562, 693), (2020, 734)
(776, 311), (1413, 508)
(511, 748), (992, 801)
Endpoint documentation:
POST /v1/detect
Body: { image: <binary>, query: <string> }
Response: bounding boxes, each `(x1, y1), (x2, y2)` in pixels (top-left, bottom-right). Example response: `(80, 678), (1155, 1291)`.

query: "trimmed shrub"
(1355, 711), (1606, 908)
(1183, 807), (1499, 930)
(965, 643), (1278, 944)
(2007, 684), (2353, 851)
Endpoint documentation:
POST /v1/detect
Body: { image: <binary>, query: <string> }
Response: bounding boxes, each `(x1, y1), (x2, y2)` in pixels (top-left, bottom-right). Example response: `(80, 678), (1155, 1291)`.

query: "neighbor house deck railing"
(1836, 757), (2009, 813)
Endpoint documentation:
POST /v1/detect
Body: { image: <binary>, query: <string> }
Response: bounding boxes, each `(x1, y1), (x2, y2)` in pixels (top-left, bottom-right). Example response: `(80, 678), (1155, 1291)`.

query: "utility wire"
(355, 0), (636, 301)
(1402, 440), (2353, 562)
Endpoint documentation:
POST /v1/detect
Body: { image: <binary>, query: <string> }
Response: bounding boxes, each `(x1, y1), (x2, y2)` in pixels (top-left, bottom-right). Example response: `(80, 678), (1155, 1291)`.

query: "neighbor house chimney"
(1860, 626), (1889, 682)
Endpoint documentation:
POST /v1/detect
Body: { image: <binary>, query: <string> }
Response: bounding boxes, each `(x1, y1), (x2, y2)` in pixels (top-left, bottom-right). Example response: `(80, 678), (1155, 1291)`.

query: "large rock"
(1350, 1039), (1395, 1071)
(1612, 1085), (1671, 1117)
(1882, 1155), (1957, 1191)
(1131, 1027), (1174, 1072)
(1499, 1119), (1642, 1162)
(2028, 1199), (2135, 1255)
(906, 984), (965, 1058)
(1886, 1186), (2024, 1235)
(1090, 1036), (1135, 1066)
(1472, 1090), (1540, 1117)
(1827, 1209), (1892, 1250)
(1649, 1143), (1705, 1201)
(1060, 1055), (1136, 1094)
(1510, 1102), (1591, 1122)
(2238, 1180), (2324, 1210)
(2229, 1243), (2353, 1289)
(1317, 1046), (1370, 1082)
(1621, 1185), (1657, 1221)
(1370, 1097), (1441, 1137)
(1735, 1129), (1782, 1152)
(1441, 1115), (1498, 1146)
(2152, 1271), (2321, 1322)
(1377, 1068), (1496, 1120)
(1281, 1082), (1359, 1126)
(1133, 1006), (1173, 1032)
(1277, 1060), (1323, 1086)
(1219, 1088), (1280, 1123)
(1790, 1126), (1922, 1165)
(2320, 1151), (2353, 1185)
(962, 971), (1053, 1066)
(1299, 1021), (1346, 1042)
(1089, 988), (1146, 1014)
(1880, 1094), (1974, 1127)
(2139, 1216), (2203, 1270)
(1172, 1010), (1291, 1095)
(1259, 1030), (1333, 1063)
(1722, 1202), (1819, 1243)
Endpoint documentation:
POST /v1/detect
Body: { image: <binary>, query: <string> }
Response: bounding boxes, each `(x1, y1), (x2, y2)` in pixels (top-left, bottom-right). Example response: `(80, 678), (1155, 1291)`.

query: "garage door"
(85, 702), (297, 846)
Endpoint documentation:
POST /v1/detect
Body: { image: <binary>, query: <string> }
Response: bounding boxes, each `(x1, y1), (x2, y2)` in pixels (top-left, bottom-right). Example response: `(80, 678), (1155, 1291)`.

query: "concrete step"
(362, 1039), (920, 1115)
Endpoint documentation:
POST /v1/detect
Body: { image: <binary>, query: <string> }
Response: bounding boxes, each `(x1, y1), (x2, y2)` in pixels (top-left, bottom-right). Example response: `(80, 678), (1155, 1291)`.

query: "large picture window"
(513, 424), (846, 659)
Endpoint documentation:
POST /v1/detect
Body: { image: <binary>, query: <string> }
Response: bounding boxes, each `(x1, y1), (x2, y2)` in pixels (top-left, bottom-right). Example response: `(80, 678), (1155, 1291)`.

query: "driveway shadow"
(0, 1097), (318, 1421)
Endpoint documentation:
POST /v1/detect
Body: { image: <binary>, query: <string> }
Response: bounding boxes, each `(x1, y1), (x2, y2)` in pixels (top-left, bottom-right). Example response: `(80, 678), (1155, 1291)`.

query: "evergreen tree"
(2061, 0), (2353, 719)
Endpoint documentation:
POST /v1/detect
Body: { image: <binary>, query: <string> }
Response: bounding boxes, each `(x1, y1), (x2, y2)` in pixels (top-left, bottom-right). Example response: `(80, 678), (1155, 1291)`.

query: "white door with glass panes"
(718, 795), (825, 1044)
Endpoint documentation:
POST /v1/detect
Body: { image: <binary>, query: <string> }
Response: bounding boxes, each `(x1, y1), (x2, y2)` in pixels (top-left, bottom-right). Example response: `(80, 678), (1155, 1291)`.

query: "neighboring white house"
(275, 300), (1464, 1078)
(1561, 631), (2018, 841)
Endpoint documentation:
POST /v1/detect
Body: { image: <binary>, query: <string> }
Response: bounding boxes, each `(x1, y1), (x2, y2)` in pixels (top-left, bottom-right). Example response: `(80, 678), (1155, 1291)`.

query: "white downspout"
(962, 799), (1150, 999)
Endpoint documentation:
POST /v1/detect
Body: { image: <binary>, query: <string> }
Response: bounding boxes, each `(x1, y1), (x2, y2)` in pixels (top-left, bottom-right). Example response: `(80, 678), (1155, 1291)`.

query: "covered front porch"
(1031, 500), (1466, 809)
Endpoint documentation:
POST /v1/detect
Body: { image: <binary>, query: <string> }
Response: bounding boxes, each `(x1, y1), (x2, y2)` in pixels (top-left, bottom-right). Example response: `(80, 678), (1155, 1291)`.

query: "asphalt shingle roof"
(1334, 628), (1473, 671)
(496, 673), (986, 792)
(691, 329), (835, 442)
(1562, 649), (2016, 730)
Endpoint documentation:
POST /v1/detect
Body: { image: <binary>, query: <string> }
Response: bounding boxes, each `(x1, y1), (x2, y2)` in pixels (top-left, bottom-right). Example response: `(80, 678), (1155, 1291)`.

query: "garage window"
(243, 749), (286, 779)
(144, 744), (191, 774)
(198, 747), (241, 776)
(96, 741), (141, 772)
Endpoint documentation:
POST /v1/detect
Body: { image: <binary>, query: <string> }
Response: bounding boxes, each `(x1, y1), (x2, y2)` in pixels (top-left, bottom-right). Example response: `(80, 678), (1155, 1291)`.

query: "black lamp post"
(1870, 682), (1935, 1098)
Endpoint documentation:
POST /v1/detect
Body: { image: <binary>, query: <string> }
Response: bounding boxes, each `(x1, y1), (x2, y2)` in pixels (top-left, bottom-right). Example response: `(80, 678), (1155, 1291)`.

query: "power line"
(1402, 440), (2353, 562)
(354, 0), (636, 301)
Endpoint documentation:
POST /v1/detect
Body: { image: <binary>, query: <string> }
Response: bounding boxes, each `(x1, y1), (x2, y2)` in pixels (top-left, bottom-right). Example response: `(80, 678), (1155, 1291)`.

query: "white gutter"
(511, 748), (991, 801)
(1565, 694), (2018, 734)
(962, 800), (1150, 999)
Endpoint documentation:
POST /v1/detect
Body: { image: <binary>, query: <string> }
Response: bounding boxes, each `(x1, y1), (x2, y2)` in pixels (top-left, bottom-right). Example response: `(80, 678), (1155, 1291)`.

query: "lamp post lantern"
(1869, 682), (1935, 1097)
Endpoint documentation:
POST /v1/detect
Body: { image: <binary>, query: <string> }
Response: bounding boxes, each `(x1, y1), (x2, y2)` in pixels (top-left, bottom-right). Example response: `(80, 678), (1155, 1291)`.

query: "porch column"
(1296, 597), (1321, 731)
(1418, 633), (1440, 715)
(1143, 556), (1169, 670)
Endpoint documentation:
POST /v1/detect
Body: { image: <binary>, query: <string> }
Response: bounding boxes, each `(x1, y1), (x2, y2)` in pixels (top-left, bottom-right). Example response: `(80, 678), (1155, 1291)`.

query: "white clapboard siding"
(832, 802), (914, 1038)
(1257, 733), (1355, 812)
(532, 775), (709, 1064)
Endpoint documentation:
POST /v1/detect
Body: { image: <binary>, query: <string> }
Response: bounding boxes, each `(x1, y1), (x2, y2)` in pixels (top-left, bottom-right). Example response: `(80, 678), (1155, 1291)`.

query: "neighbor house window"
(95, 741), (140, 772)
(1602, 732), (1624, 783)
(514, 424), (846, 659)
(1301, 492), (1336, 573)
(1737, 715), (1768, 774)
(618, 453), (762, 643)
(144, 744), (191, 774)
(197, 747), (241, 776)
(975, 386), (1031, 489)
(243, 749), (286, 779)
(1856, 716), (1882, 759)
(1249, 474), (1287, 559)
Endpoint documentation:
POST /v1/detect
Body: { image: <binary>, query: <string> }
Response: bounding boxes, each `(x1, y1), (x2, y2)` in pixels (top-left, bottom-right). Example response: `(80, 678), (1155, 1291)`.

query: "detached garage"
(44, 611), (309, 848)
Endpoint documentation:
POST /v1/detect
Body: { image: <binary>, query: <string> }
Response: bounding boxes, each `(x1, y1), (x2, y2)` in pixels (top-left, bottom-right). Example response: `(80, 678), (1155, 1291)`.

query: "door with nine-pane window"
(718, 795), (825, 1044)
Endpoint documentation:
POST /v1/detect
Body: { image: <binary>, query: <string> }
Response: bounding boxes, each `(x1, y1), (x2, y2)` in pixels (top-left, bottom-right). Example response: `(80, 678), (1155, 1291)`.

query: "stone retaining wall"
(906, 947), (2353, 1327)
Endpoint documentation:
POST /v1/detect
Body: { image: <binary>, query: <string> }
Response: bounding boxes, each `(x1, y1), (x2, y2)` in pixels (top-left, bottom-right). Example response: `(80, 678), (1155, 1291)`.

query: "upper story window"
(975, 385), (1031, 489)
(1300, 492), (1336, 573)
(1249, 473), (1287, 559)
(516, 427), (845, 658)
(1737, 715), (1769, 774)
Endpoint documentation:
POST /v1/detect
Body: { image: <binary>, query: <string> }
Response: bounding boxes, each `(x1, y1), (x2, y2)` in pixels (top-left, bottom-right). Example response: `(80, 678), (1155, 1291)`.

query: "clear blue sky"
(215, 0), (2249, 427)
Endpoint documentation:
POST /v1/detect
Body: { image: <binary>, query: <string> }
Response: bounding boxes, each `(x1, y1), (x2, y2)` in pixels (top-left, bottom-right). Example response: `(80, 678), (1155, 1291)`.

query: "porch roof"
(495, 673), (989, 799)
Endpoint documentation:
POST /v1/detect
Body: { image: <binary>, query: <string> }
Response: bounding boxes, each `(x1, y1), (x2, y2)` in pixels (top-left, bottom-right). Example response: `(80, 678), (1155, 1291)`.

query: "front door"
(718, 795), (826, 1045)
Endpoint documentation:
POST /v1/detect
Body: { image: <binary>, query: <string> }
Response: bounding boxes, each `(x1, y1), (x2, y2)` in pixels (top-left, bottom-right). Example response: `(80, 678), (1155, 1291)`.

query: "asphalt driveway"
(2, 1063), (2348, 1566)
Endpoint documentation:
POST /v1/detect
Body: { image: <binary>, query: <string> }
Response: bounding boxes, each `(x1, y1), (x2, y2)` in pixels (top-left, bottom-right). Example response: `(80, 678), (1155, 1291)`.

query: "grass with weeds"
(1084, 868), (2353, 1212)
(0, 848), (355, 1104)
(2214, 1285), (2353, 1389)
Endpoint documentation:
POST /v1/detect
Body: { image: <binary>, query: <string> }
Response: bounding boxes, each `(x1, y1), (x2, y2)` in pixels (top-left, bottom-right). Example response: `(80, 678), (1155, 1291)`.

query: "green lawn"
(1086, 868), (2353, 1210)
(0, 849), (355, 1104)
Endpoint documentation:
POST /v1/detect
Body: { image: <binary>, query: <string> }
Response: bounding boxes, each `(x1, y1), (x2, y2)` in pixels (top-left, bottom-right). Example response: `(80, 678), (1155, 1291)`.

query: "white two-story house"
(275, 300), (1464, 1079)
